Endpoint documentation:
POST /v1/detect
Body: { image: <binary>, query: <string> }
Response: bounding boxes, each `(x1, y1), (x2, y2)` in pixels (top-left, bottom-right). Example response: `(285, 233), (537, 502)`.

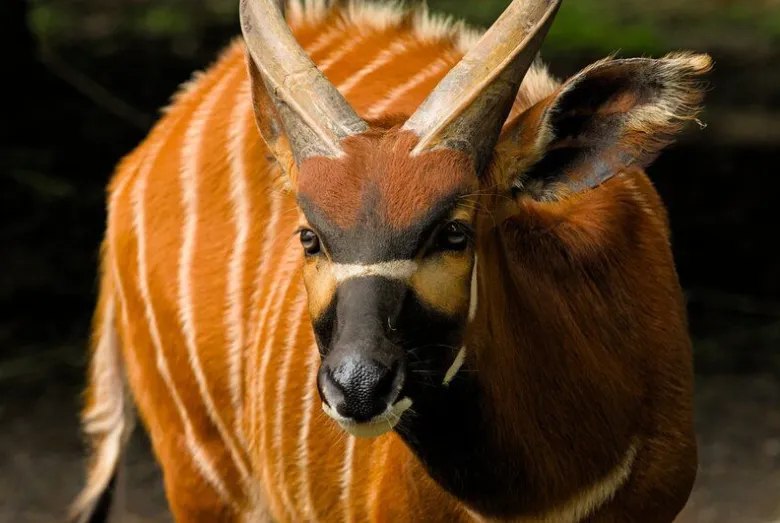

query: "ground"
(0, 373), (777, 522)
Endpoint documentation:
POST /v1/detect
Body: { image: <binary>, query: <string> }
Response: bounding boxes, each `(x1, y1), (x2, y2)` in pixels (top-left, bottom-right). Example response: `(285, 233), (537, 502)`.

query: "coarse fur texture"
(70, 0), (712, 522)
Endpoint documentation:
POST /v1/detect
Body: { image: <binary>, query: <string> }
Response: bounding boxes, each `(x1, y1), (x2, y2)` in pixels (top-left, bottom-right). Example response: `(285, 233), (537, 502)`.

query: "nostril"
(373, 360), (401, 403)
(391, 360), (406, 401)
(321, 358), (405, 423)
(317, 365), (344, 409)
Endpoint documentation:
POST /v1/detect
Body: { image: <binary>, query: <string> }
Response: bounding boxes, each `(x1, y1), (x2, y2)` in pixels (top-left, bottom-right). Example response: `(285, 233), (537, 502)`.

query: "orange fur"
(72, 2), (710, 522)
(298, 130), (473, 230)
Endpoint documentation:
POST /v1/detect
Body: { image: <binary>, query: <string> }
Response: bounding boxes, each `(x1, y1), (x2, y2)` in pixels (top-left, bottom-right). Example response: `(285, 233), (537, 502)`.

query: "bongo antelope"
(70, 0), (712, 521)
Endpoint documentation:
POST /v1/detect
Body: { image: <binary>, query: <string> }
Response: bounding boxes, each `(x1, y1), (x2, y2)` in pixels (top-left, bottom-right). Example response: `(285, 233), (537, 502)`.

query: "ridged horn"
(239, 0), (369, 166)
(402, 0), (562, 175)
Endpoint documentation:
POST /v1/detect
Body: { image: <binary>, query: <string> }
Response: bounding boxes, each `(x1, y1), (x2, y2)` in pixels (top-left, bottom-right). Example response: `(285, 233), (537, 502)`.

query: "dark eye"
(437, 222), (469, 252)
(300, 229), (321, 256)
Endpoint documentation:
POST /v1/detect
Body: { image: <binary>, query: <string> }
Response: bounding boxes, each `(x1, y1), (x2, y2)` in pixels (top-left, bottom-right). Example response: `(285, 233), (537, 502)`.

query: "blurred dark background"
(1, 0), (778, 521)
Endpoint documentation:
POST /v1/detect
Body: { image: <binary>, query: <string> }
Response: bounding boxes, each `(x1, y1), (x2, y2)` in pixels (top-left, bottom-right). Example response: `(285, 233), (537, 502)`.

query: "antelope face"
(240, 0), (563, 437)
(296, 131), (479, 437)
(241, 0), (712, 440)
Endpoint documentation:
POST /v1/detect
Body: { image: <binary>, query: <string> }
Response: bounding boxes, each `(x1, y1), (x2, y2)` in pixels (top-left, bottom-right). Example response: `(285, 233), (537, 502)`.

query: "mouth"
(322, 397), (413, 438)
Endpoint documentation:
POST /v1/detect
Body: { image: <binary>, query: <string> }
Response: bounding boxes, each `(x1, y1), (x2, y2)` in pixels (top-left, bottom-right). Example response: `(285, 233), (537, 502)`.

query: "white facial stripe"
(322, 397), (413, 439)
(443, 346), (467, 386)
(468, 254), (478, 322)
(331, 260), (418, 283)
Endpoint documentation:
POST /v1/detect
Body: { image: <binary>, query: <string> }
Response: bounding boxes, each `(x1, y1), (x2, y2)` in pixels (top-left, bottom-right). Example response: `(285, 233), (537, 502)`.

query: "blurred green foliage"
(29, 2), (72, 39)
(28, 0), (780, 58)
(140, 6), (195, 36)
(428, 0), (666, 55)
(429, 0), (780, 56)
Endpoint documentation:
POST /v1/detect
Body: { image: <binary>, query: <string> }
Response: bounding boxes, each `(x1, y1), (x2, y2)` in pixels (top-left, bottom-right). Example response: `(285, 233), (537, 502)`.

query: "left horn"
(239, 0), (369, 165)
(402, 0), (562, 174)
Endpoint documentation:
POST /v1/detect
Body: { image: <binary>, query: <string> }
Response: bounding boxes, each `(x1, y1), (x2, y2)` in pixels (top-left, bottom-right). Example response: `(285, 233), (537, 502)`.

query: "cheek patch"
(303, 259), (337, 320)
(410, 254), (471, 316)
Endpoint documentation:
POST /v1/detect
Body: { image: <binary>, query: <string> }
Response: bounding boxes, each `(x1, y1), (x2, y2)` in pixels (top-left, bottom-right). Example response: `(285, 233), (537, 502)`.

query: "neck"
(396, 219), (653, 520)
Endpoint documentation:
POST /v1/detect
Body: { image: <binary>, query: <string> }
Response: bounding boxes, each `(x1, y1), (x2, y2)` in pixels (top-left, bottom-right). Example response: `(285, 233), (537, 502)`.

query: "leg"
(157, 434), (242, 523)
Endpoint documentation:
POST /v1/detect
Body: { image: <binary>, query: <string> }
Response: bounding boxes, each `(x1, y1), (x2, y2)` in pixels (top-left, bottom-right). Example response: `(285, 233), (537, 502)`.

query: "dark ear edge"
(496, 51), (713, 200)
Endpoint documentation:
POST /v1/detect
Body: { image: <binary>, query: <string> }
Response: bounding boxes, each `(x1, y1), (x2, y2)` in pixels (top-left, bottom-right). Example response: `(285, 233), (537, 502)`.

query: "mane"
(286, 0), (562, 108)
(165, 0), (561, 121)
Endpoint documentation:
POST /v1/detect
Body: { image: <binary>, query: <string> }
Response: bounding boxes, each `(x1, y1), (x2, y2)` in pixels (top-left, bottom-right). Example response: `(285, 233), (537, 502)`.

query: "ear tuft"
(620, 52), (713, 157)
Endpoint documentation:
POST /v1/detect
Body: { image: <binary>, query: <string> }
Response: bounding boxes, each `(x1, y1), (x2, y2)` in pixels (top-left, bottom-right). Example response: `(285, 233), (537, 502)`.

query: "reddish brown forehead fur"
(297, 129), (475, 230)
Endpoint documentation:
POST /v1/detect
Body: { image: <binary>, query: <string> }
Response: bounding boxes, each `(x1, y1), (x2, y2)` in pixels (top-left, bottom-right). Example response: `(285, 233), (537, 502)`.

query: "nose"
(318, 355), (406, 423)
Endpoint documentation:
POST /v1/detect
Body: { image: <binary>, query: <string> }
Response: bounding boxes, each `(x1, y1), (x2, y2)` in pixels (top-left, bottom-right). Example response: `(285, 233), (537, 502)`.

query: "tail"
(69, 268), (135, 523)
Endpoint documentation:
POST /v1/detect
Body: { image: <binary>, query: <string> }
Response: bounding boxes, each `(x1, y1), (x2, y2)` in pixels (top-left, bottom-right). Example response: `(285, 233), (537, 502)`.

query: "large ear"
(492, 52), (713, 201)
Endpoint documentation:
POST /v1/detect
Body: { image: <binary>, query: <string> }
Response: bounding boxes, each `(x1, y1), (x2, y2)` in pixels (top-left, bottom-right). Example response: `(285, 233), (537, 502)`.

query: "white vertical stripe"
(296, 343), (322, 523)
(468, 254), (478, 322)
(179, 67), (251, 486)
(246, 189), (283, 445)
(366, 437), (391, 519)
(274, 288), (309, 514)
(257, 251), (300, 514)
(244, 30), (372, 518)
(226, 78), (252, 445)
(340, 436), (357, 523)
(365, 56), (452, 119)
(128, 148), (234, 505)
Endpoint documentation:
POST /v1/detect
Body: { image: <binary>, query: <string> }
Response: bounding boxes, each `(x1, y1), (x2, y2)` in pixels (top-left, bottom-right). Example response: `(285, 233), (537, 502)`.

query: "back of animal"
(76, 3), (557, 521)
(72, 0), (713, 521)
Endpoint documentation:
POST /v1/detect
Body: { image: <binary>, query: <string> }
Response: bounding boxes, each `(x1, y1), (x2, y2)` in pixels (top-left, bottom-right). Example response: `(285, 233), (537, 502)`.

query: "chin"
(322, 397), (414, 439)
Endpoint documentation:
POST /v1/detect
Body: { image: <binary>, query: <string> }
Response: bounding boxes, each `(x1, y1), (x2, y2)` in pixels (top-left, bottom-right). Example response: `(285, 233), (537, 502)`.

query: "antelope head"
(240, 0), (711, 438)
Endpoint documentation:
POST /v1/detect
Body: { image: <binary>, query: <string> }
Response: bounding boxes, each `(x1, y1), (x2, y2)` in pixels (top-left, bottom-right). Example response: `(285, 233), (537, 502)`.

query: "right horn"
(401, 0), (562, 175)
